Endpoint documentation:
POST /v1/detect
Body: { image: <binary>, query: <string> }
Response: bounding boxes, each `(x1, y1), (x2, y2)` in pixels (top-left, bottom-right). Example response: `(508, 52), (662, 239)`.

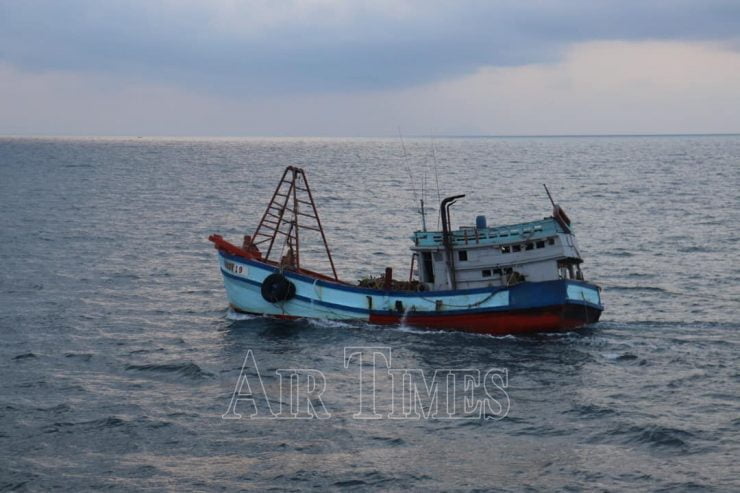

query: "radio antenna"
(398, 127), (427, 230)
(431, 139), (443, 229)
(543, 184), (556, 207)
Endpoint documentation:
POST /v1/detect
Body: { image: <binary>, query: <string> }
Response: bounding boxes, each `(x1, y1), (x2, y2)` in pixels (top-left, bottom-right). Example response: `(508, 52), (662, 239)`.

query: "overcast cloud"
(1, 1), (739, 135)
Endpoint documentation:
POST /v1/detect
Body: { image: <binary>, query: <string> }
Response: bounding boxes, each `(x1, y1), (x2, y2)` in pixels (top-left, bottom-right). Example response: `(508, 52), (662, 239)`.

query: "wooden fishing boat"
(209, 166), (602, 335)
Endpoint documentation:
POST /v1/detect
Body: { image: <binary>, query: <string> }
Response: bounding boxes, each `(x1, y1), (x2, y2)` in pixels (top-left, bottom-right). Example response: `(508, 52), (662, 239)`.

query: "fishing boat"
(209, 166), (602, 335)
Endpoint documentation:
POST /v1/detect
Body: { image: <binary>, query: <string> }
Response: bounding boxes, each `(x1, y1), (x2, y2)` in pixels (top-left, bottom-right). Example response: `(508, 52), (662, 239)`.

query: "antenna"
(398, 127), (418, 201)
(543, 183), (572, 233)
(420, 198), (427, 231)
(420, 156), (427, 231)
(431, 139), (442, 228)
(398, 127), (428, 231)
(543, 184), (556, 207)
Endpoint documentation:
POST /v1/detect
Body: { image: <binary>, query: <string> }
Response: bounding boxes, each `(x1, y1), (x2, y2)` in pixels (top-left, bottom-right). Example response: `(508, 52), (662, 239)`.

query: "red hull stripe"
(369, 305), (600, 335)
(231, 304), (600, 335)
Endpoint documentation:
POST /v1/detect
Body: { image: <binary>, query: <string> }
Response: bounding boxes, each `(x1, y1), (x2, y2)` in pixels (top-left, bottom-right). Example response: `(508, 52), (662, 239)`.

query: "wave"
(43, 416), (127, 434)
(13, 352), (37, 360)
(64, 352), (93, 362)
(306, 318), (358, 330)
(395, 325), (450, 336)
(606, 285), (669, 293)
(593, 423), (695, 452)
(370, 436), (405, 446)
(539, 330), (582, 338)
(125, 362), (213, 379)
(329, 471), (427, 489)
(62, 163), (93, 168)
(41, 415), (177, 435)
(602, 352), (639, 361)
(225, 308), (259, 321)
(35, 403), (72, 414)
(605, 251), (635, 257)
(566, 403), (617, 418)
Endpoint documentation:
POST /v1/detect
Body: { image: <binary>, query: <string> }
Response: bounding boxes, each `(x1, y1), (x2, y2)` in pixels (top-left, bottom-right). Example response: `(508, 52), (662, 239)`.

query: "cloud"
(2, 41), (740, 136)
(1, 1), (739, 94)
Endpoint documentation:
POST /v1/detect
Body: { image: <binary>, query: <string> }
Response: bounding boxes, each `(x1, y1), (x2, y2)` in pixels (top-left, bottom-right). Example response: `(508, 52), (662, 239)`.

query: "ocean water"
(0, 135), (738, 491)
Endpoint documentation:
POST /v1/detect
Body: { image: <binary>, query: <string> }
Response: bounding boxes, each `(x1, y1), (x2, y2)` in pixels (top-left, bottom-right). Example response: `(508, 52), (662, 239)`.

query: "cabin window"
(458, 250), (468, 261)
(548, 238), (555, 245)
(492, 268), (503, 275)
(482, 269), (492, 277)
(525, 243), (534, 250)
(512, 244), (522, 252)
(422, 252), (435, 283)
(501, 246), (510, 254)
(536, 240), (545, 249)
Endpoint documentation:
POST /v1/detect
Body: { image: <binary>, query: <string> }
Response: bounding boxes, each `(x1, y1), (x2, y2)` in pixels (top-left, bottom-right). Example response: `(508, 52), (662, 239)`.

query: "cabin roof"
(412, 217), (567, 248)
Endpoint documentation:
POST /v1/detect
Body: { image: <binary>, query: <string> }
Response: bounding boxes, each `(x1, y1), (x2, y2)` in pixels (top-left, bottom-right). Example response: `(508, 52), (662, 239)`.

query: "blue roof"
(412, 217), (566, 248)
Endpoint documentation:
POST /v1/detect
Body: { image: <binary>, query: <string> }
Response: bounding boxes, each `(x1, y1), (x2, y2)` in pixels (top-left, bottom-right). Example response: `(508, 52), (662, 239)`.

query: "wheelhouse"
(411, 209), (586, 291)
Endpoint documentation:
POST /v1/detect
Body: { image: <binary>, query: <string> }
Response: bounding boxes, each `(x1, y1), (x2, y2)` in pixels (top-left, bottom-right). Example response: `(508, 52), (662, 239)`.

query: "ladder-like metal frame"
(248, 166), (338, 280)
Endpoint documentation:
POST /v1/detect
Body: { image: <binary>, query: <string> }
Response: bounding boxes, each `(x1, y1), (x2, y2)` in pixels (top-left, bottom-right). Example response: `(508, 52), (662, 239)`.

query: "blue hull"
(216, 250), (603, 334)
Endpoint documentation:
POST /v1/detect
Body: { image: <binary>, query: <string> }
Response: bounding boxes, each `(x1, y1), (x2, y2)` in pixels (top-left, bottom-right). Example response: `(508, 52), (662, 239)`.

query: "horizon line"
(1, 132), (739, 140)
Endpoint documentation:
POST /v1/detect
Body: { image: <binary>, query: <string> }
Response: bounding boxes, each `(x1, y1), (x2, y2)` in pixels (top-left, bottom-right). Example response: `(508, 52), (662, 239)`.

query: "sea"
(0, 135), (738, 491)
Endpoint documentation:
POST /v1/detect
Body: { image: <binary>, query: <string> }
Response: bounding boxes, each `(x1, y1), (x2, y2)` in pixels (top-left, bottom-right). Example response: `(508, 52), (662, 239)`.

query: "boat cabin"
(411, 212), (585, 291)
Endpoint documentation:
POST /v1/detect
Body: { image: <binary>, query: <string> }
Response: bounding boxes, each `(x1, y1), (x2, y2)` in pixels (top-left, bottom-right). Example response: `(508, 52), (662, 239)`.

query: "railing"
(414, 218), (563, 247)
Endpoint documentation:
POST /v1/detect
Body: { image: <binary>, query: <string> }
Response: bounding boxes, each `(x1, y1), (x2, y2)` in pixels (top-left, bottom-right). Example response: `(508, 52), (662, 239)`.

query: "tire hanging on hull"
(261, 273), (296, 303)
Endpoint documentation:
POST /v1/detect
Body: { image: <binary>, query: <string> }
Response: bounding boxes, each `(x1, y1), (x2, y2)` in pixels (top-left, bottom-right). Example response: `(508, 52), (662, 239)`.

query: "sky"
(1, 0), (740, 137)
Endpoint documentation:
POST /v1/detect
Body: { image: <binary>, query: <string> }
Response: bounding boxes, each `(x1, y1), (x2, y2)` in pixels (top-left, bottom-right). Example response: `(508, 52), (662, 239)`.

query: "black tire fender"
(261, 273), (296, 303)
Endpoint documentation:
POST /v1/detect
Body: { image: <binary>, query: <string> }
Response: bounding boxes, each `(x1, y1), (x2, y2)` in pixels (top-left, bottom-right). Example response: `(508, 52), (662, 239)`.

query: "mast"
(420, 198), (427, 232)
(248, 166), (338, 280)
